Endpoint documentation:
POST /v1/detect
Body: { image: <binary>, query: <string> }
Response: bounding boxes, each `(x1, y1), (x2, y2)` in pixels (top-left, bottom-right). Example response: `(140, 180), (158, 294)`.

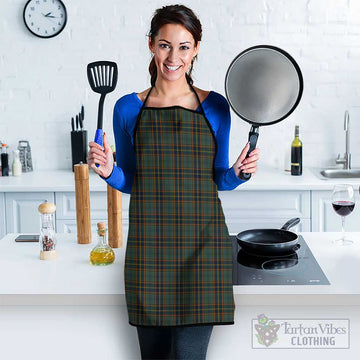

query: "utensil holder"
(71, 130), (88, 171)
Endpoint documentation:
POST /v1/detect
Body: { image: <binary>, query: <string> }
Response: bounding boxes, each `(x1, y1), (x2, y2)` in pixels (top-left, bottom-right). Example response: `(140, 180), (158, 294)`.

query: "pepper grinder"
(38, 201), (57, 260)
(74, 163), (91, 244)
(107, 147), (122, 248)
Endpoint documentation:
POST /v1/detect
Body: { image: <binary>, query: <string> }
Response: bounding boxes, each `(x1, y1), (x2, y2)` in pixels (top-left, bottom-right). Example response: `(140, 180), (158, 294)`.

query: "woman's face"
(149, 23), (199, 84)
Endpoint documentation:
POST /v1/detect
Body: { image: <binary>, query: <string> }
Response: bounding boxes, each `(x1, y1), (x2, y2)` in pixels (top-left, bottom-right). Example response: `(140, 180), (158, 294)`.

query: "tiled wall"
(1, 0), (360, 171)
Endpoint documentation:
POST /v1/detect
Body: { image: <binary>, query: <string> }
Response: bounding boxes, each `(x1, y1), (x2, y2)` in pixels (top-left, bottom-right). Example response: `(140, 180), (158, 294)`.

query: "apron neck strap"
(142, 87), (153, 109)
(141, 84), (204, 114)
(189, 84), (205, 115)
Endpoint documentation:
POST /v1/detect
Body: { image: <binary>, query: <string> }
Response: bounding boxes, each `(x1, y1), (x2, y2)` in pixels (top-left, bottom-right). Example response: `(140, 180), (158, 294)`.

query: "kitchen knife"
(76, 115), (79, 130)
(79, 112), (83, 130)
(71, 117), (75, 131)
(81, 105), (84, 123)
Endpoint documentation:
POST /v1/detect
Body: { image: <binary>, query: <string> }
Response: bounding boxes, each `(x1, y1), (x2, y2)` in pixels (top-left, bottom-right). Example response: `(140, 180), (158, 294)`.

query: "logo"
(254, 314), (280, 347)
(252, 314), (350, 349)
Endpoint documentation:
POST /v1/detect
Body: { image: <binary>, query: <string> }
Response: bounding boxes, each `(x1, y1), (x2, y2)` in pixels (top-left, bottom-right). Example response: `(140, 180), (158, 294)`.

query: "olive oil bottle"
(90, 222), (115, 265)
(291, 125), (302, 176)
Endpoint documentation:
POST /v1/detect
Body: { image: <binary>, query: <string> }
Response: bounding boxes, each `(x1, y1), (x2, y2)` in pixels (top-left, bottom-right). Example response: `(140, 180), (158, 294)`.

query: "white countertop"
(1, 166), (360, 192)
(1, 232), (360, 305)
(0, 233), (125, 296)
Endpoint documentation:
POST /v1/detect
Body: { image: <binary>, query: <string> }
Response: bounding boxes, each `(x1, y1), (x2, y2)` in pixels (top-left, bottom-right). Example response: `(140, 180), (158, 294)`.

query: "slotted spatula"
(87, 61), (118, 164)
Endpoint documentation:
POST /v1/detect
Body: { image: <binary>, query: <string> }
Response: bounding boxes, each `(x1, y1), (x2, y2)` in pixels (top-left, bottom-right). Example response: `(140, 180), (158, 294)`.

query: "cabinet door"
(312, 190), (360, 232)
(5, 192), (55, 233)
(0, 193), (5, 238)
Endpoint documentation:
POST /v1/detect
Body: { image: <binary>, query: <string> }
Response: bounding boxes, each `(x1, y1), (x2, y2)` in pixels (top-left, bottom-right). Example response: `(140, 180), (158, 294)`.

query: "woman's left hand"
(232, 142), (260, 178)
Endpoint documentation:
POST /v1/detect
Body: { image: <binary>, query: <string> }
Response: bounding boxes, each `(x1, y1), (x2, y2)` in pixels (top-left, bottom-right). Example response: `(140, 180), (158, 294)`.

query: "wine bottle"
(291, 125), (302, 176)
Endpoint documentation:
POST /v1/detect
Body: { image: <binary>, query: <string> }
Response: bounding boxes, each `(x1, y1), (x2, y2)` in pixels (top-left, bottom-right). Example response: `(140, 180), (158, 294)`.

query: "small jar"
(90, 222), (115, 265)
(38, 201), (57, 260)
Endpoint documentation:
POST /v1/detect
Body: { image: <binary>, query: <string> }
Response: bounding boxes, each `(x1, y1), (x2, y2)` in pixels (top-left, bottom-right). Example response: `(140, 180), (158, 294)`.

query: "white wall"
(1, 0), (360, 171)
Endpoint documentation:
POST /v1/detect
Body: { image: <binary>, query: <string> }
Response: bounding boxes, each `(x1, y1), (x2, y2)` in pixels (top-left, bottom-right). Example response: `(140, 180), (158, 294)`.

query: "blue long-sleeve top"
(105, 91), (246, 194)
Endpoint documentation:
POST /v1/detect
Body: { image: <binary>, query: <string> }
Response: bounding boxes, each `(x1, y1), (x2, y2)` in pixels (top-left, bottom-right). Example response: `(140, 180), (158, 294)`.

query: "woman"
(88, 4), (259, 359)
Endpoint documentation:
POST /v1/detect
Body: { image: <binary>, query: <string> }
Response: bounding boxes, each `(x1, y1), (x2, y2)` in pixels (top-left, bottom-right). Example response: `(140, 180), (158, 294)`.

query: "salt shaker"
(38, 201), (57, 260)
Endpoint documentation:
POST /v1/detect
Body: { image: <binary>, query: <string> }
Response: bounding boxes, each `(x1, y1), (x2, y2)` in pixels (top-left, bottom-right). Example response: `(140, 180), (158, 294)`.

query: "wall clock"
(23, 0), (67, 39)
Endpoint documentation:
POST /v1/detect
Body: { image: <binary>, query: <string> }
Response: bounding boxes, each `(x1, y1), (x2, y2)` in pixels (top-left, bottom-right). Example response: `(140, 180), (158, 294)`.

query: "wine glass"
(331, 184), (355, 245)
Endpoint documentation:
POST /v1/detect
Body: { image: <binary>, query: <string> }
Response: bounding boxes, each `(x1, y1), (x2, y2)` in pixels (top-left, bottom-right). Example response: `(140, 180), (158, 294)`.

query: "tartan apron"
(125, 87), (235, 327)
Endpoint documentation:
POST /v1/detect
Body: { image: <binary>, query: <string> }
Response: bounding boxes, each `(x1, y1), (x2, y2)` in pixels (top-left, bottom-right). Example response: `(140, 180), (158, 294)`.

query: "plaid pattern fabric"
(125, 106), (235, 327)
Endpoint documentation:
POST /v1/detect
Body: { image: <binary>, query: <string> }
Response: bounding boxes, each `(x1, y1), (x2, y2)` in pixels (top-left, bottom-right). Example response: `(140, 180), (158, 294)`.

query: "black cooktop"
(232, 235), (330, 285)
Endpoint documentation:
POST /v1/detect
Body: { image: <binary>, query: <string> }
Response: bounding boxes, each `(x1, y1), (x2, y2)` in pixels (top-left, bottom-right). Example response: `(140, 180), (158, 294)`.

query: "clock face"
(23, 0), (67, 38)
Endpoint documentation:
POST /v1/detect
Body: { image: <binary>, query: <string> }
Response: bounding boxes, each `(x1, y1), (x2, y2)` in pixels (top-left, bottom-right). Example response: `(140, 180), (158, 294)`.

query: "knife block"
(71, 130), (88, 171)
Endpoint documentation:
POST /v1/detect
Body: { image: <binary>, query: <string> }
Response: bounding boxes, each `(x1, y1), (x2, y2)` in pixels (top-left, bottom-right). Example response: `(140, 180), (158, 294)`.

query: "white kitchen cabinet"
(219, 190), (311, 233)
(5, 192), (55, 233)
(7, 186), (360, 237)
(0, 193), (5, 239)
(312, 189), (360, 232)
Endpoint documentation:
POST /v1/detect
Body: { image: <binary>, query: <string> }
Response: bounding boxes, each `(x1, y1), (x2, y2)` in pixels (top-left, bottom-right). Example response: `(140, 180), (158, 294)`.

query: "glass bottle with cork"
(291, 125), (303, 176)
(90, 222), (115, 265)
(38, 201), (57, 260)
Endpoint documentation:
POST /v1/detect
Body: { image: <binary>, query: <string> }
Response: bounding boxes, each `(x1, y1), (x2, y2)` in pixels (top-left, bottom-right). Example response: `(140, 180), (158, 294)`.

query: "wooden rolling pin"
(74, 163), (91, 244)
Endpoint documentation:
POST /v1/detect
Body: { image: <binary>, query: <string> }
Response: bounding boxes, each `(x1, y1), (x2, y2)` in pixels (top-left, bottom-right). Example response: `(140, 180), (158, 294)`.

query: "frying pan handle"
(239, 125), (259, 180)
(281, 217), (300, 231)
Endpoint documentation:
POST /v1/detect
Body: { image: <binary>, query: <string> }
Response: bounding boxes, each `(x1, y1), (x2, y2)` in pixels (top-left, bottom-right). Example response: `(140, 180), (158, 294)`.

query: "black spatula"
(87, 61), (118, 165)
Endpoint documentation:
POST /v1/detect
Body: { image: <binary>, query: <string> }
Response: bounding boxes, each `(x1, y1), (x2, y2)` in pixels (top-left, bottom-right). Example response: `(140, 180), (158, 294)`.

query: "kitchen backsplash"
(1, 0), (360, 171)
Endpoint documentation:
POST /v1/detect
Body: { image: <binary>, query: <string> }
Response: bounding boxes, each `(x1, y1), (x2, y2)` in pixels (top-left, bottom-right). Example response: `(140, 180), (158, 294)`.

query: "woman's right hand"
(87, 132), (114, 178)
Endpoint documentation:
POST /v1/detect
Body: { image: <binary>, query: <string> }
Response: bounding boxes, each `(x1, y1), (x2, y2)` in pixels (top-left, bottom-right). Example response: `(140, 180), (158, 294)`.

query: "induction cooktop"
(232, 235), (330, 285)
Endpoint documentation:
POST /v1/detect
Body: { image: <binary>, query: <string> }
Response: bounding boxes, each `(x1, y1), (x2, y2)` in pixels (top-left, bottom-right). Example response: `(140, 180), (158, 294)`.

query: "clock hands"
(42, 12), (57, 19)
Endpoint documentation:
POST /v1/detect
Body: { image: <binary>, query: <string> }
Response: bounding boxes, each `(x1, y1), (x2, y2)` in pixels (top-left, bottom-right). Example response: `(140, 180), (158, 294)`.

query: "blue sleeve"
(203, 92), (247, 191)
(104, 93), (140, 193)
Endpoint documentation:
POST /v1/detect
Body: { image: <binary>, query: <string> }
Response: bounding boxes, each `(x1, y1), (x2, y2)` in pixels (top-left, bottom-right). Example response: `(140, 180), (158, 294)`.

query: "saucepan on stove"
(236, 218), (300, 256)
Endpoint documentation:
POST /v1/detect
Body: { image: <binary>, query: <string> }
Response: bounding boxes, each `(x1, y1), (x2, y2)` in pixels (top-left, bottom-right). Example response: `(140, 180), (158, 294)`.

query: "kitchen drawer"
(55, 191), (130, 221)
(56, 219), (103, 235)
(55, 192), (107, 219)
(5, 192), (55, 233)
(219, 190), (311, 220)
(56, 219), (129, 240)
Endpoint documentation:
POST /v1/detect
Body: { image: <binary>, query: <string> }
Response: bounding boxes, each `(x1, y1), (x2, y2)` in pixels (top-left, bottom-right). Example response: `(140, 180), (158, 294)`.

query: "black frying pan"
(236, 218), (300, 256)
(225, 45), (303, 180)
